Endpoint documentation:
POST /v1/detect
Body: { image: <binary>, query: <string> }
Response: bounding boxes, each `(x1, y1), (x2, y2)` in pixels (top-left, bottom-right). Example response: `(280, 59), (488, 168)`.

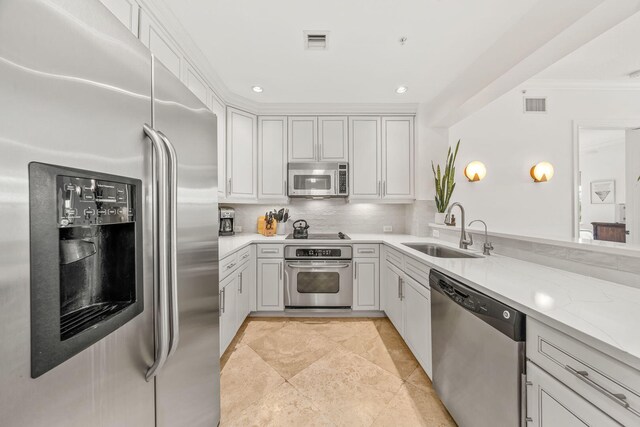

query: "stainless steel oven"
(287, 162), (348, 198)
(284, 245), (353, 308)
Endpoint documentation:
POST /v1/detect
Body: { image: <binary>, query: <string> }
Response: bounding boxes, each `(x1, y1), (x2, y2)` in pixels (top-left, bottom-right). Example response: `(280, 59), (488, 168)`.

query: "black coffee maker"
(292, 220), (309, 239)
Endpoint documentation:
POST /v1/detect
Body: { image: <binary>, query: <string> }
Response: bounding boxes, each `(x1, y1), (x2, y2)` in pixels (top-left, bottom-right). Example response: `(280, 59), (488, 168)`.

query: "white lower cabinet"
(526, 362), (619, 427)
(236, 259), (254, 327)
(257, 259), (284, 311)
(381, 249), (433, 377)
(403, 275), (432, 376)
(383, 260), (404, 335)
(352, 257), (379, 311)
(219, 272), (238, 354)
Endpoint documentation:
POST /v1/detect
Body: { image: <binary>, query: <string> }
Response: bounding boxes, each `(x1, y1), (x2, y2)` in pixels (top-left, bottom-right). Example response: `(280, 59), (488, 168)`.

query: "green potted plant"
(432, 140), (460, 224)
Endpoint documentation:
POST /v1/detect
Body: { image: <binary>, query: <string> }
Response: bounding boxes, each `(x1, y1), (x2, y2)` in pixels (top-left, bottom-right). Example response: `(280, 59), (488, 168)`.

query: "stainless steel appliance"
(219, 206), (235, 236)
(288, 162), (348, 198)
(291, 219), (310, 239)
(284, 245), (353, 308)
(430, 270), (526, 427)
(0, 1), (219, 425)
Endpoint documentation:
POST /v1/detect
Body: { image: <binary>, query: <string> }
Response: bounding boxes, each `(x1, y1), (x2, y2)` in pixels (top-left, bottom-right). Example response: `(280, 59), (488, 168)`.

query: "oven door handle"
(286, 262), (351, 268)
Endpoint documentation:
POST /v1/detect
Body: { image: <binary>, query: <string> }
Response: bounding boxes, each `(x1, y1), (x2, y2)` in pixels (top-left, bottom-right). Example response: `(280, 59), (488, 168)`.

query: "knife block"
(257, 216), (277, 236)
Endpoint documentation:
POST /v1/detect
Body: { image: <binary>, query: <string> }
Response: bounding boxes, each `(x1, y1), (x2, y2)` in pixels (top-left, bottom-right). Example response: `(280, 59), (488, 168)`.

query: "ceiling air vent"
(304, 31), (329, 50)
(523, 97), (547, 113)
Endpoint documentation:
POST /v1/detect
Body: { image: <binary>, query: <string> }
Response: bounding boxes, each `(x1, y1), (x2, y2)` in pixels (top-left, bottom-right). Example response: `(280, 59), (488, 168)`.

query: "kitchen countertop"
(219, 233), (640, 370)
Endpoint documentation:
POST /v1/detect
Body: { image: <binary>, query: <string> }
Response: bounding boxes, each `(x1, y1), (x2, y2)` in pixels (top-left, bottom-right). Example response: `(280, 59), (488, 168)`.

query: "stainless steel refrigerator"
(0, 0), (220, 425)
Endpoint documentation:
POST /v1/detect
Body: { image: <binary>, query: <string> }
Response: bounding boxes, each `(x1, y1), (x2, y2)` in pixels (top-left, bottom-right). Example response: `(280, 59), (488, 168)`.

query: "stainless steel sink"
(402, 243), (482, 259)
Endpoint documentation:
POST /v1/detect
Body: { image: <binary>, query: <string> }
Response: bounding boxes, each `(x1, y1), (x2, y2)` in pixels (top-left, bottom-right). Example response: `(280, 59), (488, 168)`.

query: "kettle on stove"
(292, 220), (309, 239)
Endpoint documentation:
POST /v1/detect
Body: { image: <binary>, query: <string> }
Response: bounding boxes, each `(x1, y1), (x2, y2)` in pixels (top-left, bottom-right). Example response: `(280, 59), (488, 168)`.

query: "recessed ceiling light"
(396, 86), (408, 94)
(252, 86), (263, 93)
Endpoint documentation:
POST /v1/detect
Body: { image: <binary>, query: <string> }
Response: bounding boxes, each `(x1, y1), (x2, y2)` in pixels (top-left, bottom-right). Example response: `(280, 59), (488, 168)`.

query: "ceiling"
(535, 11), (640, 82)
(579, 129), (626, 152)
(161, 0), (541, 104)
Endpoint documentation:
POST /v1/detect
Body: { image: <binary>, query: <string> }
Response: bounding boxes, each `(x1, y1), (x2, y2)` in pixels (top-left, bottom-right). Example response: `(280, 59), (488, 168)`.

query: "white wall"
(448, 86), (640, 239)
(415, 104), (449, 201)
(579, 138), (625, 229)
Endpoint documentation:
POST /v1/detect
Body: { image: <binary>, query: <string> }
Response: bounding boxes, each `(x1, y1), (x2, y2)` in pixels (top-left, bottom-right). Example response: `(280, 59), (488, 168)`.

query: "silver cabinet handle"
(358, 249), (375, 254)
(354, 262), (357, 279)
(565, 365), (629, 409)
(222, 287), (226, 313)
(279, 261), (283, 280)
(228, 178), (232, 194)
(261, 249), (279, 254)
(383, 181), (387, 197)
(241, 253), (250, 260)
(143, 124), (170, 381)
(238, 272), (243, 293)
(157, 131), (179, 360)
(226, 262), (236, 270)
(378, 180), (381, 196)
(397, 276), (402, 300)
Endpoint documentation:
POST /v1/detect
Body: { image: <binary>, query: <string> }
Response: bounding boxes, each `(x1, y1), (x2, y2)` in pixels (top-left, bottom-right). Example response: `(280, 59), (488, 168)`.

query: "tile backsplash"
(225, 200), (409, 234)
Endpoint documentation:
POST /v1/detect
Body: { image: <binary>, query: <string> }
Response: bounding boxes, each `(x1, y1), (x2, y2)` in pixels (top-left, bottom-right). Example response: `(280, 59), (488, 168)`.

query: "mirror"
(448, 12), (640, 248)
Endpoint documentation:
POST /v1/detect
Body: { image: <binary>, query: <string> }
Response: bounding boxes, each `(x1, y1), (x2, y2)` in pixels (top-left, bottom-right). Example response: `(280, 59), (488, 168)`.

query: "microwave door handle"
(143, 124), (170, 381)
(334, 171), (339, 195)
(157, 131), (180, 359)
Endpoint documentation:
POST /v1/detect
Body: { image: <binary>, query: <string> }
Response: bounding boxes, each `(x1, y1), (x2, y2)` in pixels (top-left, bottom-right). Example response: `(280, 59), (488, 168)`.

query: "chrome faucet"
(445, 202), (473, 249)
(469, 219), (494, 256)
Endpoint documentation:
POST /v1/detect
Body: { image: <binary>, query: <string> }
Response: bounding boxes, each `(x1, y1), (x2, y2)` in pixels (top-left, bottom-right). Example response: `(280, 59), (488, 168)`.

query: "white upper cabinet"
(350, 116), (414, 201)
(349, 117), (381, 199)
(227, 107), (257, 199)
(98, 0), (140, 36)
(139, 10), (182, 79)
(183, 60), (209, 106)
(382, 117), (414, 199)
(209, 94), (227, 199)
(318, 117), (348, 161)
(288, 117), (317, 162)
(258, 117), (288, 200)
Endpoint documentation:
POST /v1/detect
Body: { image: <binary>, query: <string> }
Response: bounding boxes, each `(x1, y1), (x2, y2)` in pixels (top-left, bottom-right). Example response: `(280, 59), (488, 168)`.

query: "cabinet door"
(403, 275), (432, 377)
(526, 362), (619, 427)
(383, 261), (403, 334)
(382, 117), (414, 200)
(353, 257), (379, 311)
(183, 60), (209, 106)
(288, 117), (317, 162)
(318, 117), (348, 161)
(237, 262), (253, 328)
(220, 274), (238, 354)
(257, 259), (284, 311)
(349, 117), (381, 199)
(227, 108), (257, 199)
(139, 10), (182, 79)
(208, 94), (226, 199)
(98, 0), (140, 36)
(258, 116), (287, 199)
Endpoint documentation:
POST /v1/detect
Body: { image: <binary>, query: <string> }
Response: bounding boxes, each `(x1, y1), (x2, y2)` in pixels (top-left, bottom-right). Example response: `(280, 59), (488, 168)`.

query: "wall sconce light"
(464, 161), (487, 182)
(530, 161), (554, 182)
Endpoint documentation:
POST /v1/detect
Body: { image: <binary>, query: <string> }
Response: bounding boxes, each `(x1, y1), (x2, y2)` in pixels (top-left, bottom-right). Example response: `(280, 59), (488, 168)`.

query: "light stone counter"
(219, 233), (640, 370)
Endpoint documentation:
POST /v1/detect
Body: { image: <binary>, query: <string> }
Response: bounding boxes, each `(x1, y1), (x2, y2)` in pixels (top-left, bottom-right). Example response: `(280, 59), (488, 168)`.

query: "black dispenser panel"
(29, 163), (143, 378)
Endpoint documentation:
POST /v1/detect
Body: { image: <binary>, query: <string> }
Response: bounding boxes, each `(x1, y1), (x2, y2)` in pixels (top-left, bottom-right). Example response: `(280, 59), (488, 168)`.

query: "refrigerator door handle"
(143, 124), (170, 381)
(157, 130), (180, 359)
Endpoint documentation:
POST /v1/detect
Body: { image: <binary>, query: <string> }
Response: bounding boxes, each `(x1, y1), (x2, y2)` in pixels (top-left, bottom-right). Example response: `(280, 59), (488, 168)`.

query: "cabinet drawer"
(220, 252), (239, 280)
(353, 244), (379, 258)
(384, 245), (404, 269)
(237, 246), (252, 264)
(527, 318), (640, 425)
(257, 244), (283, 258)
(404, 256), (430, 286)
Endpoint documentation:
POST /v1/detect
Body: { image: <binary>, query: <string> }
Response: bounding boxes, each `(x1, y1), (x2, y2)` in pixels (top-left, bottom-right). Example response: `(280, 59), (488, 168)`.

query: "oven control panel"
(285, 245), (353, 260)
(296, 248), (342, 258)
(56, 176), (135, 227)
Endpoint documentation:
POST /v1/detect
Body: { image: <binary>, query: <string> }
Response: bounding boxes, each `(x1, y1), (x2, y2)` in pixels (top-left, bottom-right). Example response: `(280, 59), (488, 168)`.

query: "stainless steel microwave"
(287, 162), (348, 198)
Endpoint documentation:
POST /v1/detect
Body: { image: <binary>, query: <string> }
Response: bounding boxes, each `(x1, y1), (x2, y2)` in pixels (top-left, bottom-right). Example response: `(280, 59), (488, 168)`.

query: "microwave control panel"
(56, 176), (135, 227)
(338, 163), (348, 195)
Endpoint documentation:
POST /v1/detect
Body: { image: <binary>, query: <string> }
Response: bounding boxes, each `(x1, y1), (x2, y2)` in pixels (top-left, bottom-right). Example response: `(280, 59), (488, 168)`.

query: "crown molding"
(525, 78), (640, 90)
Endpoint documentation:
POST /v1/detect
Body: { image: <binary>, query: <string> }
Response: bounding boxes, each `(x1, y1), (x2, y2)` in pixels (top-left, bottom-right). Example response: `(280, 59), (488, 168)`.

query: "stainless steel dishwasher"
(430, 270), (526, 427)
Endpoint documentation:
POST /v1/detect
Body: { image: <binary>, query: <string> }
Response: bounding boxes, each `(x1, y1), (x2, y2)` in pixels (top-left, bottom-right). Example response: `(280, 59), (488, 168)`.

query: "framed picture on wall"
(591, 180), (615, 204)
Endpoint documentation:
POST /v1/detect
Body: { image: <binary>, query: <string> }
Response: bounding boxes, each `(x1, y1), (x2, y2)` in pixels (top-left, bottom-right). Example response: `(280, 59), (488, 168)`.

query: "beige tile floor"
(220, 318), (456, 427)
